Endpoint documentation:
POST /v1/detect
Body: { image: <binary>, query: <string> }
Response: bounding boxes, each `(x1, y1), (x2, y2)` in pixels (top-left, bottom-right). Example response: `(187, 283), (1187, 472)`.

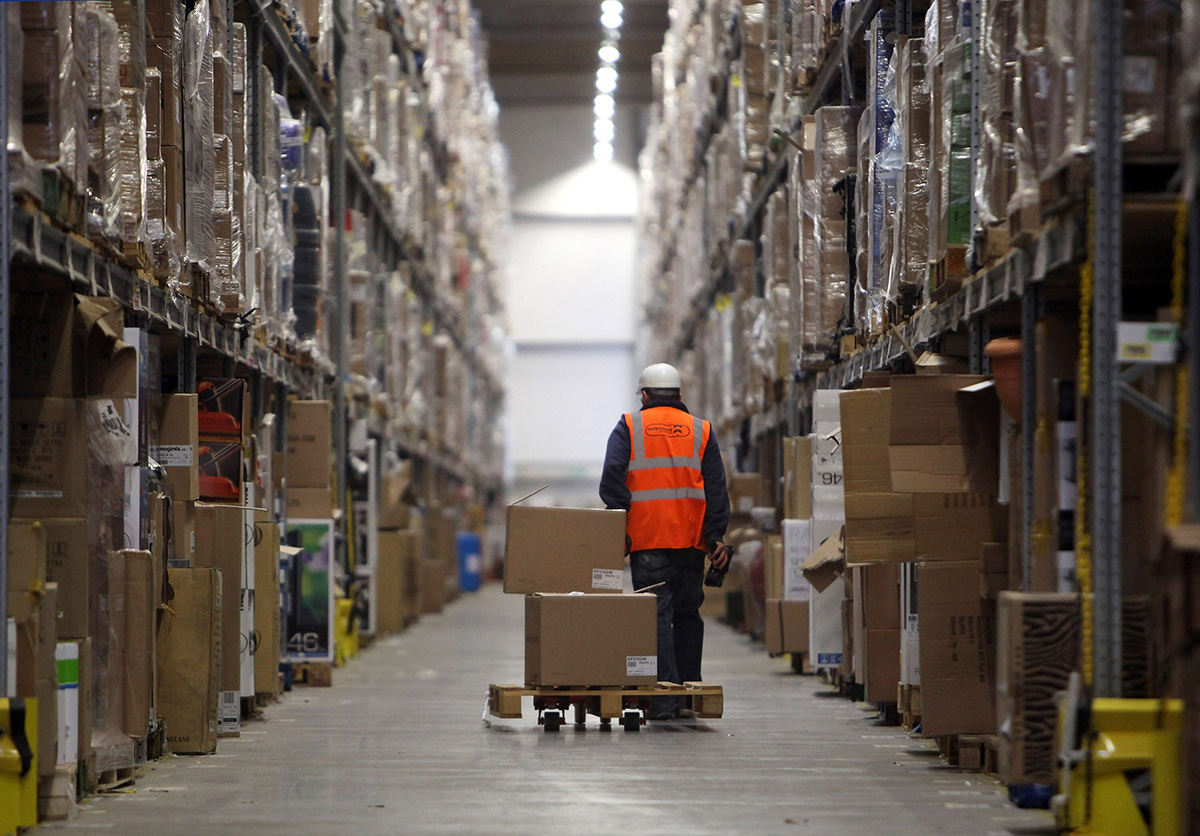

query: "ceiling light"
(601, 0), (623, 15)
(596, 74), (617, 93)
(597, 66), (617, 84)
(594, 94), (615, 118)
(598, 44), (620, 63)
(594, 118), (614, 142)
(594, 141), (613, 162)
(600, 10), (623, 29)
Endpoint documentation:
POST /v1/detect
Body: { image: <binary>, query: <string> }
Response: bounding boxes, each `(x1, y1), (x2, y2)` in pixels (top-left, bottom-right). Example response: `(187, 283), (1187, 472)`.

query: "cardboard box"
(802, 526), (845, 593)
(919, 560), (995, 736)
(11, 293), (82, 398)
(156, 394), (199, 501)
(253, 518), (280, 697)
(524, 593), (657, 687)
(171, 499), (197, 563)
(502, 506), (626, 595)
(36, 518), (88, 639)
(55, 640), (83, 766)
(864, 628), (902, 703)
(766, 599), (811, 655)
(285, 487), (334, 520)
(420, 559), (445, 615)
(845, 492), (1008, 564)
(146, 38), (183, 151)
(376, 529), (407, 634)
(729, 473), (764, 515)
(10, 399), (88, 519)
(158, 567), (221, 755)
(888, 376), (999, 494)
(285, 400), (332, 488)
(783, 437), (813, 520)
(377, 463), (412, 530)
(840, 388), (896, 494)
(764, 535), (784, 601)
(193, 503), (243, 735)
(122, 550), (155, 739)
(399, 530), (422, 624)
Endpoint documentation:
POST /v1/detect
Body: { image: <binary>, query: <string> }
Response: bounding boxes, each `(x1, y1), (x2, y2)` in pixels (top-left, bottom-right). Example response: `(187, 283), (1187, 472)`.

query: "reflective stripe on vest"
(629, 487), (707, 501)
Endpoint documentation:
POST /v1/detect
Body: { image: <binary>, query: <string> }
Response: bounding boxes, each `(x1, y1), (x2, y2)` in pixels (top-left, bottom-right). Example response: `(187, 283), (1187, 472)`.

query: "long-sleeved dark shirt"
(599, 398), (731, 547)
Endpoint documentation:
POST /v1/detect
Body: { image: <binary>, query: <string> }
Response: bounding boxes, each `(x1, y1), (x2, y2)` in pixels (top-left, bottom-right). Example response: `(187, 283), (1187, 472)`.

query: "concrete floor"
(41, 584), (1055, 835)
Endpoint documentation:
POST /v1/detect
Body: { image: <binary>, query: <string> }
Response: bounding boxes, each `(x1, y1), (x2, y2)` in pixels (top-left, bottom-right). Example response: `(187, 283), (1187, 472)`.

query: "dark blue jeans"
(630, 549), (706, 695)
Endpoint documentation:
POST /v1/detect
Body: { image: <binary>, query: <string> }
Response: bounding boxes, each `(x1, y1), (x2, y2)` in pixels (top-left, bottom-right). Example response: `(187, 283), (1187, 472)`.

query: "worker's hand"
(625, 534), (632, 556)
(709, 541), (730, 570)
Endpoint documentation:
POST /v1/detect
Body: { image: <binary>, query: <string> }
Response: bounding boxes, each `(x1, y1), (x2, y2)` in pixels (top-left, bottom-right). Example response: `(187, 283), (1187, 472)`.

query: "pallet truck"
(487, 681), (723, 732)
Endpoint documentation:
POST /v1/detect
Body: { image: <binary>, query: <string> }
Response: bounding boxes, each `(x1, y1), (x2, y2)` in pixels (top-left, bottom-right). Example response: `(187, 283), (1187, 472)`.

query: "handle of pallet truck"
(708, 541), (730, 570)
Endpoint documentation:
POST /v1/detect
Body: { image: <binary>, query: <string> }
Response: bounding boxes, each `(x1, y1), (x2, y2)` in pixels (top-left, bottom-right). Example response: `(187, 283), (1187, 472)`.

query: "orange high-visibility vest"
(623, 406), (711, 551)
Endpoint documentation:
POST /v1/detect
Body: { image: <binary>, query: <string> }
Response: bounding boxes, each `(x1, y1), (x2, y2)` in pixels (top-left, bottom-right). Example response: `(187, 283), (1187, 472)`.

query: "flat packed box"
(503, 506), (626, 594)
(158, 567), (221, 755)
(193, 502), (244, 735)
(525, 593), (657, 687)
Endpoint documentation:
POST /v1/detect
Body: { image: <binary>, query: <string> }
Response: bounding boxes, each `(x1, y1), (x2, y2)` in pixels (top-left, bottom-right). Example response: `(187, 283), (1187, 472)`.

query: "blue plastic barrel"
(457, 532), (482, 592)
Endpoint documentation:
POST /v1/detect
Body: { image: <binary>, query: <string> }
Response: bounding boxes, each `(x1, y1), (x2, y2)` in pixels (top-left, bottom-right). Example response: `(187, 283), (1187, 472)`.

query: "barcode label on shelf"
(626, 656), (657, 677)
(591, 569), (622, 590)
(12, 490), (63, 499)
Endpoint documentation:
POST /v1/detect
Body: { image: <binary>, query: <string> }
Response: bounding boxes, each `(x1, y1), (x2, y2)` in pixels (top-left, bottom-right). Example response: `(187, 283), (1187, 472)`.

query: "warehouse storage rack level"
(487, 682), (725, 733)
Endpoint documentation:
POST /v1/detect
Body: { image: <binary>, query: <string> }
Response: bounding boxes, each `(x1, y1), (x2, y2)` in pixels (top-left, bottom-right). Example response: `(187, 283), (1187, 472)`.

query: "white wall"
(499, 104), (642, 507)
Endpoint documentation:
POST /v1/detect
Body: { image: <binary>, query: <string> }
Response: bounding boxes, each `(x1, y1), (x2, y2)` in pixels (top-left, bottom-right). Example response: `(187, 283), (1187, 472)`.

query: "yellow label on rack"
(422, 321), (434, 337)
(715, 294), (733, 312)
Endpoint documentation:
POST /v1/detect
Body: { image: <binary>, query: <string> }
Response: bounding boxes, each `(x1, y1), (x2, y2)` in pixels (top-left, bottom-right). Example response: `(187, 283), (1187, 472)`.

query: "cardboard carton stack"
(504, 504), (658, 689)
(282, 400), (336, 668)
(764, 438), (813, 660)
(376, 462), (423, 634)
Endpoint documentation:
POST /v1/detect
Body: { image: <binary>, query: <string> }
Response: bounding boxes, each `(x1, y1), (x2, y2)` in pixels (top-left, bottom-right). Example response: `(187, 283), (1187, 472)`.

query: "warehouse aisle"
(41, 586), (1053, 836)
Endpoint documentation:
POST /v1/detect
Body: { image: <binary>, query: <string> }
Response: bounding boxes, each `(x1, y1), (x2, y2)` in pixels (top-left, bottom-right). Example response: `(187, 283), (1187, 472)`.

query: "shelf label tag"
(1117, 322), (1179, 364)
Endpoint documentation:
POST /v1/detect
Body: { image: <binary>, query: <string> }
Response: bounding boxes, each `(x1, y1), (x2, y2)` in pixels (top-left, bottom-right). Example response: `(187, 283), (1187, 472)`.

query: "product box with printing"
(193, 502), (244, 735)
(286, 399), (332, 488)
(156, 393), (199, 501)
(503, 505), (626, 594)
(525, 593), (657, 687)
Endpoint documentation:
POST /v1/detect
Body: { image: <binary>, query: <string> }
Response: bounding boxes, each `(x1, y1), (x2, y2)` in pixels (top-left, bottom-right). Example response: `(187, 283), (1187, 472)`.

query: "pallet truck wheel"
(621, 710), (641, 732)
(599, 717), (613, 732)
(543, 710), (563, 732)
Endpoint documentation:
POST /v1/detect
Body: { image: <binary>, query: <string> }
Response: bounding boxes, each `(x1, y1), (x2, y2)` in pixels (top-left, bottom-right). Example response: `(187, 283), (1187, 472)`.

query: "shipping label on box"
(10, 399), (88, 519)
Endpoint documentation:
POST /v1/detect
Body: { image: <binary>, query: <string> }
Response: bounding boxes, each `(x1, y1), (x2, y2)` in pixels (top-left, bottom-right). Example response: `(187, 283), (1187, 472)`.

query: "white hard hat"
(637, 363), (682, 392)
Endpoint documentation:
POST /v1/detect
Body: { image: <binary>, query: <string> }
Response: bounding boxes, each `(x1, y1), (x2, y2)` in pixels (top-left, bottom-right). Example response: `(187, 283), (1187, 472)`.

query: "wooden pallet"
(938, 733), (999, 773)
(97, 765), (136, 793)
(898, 684), (923, 732)
(488, 681), (724, 727)
(293, 661), (333, 687)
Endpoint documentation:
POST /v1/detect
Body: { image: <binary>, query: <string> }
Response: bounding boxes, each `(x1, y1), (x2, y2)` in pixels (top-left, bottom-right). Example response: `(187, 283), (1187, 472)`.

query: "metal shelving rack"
(0, 0), (504, 601)
(652, 0), (1157, 701)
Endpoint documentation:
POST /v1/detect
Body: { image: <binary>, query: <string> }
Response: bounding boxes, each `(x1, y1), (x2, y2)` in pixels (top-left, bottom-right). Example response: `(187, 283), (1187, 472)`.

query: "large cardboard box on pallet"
(157, 567), (221, 756)
(420, 559), (446, 615)
(524, 593), (657, 687)
(503, 506), (626, 595)
(376, 529), (409, 634)
(121, 550), (156, 740)
(918, 560), (996, 736)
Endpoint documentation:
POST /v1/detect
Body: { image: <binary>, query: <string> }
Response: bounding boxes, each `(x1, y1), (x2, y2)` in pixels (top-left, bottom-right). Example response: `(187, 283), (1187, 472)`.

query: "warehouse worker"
(599, 362), (731, 720)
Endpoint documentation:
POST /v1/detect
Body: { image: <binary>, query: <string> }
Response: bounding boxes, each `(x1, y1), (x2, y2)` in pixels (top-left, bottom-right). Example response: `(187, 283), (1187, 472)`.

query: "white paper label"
(152, 444), (194, 467)
(626, 656), (657, 677)
(219, 691), (240, 732)
(591, 568), (622, 590)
